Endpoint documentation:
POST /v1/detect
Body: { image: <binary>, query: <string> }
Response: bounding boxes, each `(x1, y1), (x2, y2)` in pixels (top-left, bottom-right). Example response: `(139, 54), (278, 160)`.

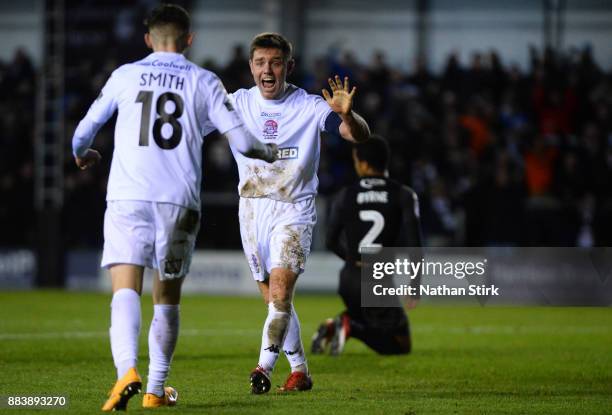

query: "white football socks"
(283, 307), (308, 373)
(109, 288), (141, 379)
(258, 302), (291, 373)
(146, 304), (180, 397)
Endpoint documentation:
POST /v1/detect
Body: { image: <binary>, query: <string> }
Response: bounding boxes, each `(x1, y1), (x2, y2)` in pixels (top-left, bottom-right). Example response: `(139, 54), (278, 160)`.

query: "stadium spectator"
(0, 49), (36, 247)
(4, 40), (612, 249)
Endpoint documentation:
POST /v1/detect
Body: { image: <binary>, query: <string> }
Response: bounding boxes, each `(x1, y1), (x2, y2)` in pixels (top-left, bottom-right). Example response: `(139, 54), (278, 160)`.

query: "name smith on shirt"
(139, 72), (185, 91)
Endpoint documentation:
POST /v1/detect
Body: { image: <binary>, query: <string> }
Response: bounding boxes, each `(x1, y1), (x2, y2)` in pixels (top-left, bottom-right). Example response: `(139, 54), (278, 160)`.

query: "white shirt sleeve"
(71, 71), (120, 157)
(201, 119), (216, 137)
(200, 74), (243, 135)
(313, 95), (334, 131)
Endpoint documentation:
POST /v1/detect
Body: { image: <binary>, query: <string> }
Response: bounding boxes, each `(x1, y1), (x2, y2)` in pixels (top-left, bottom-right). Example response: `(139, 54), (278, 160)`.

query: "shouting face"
(249, 47), (293, 100)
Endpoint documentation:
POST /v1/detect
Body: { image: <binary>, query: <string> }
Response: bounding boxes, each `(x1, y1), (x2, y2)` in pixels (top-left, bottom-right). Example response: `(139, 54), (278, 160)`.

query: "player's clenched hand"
(244, 143), (278, 163)
(322, 75), (356, 116)
(75, 149), (101, 170)
(264, 143), (279, 163)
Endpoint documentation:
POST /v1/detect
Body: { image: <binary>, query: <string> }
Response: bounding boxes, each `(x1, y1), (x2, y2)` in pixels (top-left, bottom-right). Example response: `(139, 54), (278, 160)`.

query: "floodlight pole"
(34, 0), (65, 287)
(280, 0), (306, 59)
(416, 0), (430, 66)
(554, 0), (566, 53)
(543, 0), (566, 53)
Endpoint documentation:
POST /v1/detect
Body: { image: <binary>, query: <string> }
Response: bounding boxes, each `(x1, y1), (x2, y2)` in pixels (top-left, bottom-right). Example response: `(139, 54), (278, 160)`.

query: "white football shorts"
(101, 200), (200, 280)
(238, 197), (316, 281)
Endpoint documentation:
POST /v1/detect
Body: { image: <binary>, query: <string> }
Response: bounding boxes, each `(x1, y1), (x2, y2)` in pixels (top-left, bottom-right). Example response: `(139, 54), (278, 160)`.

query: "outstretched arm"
(322, 75), (370, 143)
(224, 125), (278, 163)
(204, 76), (277, 163)
(72, 76), (119, 170)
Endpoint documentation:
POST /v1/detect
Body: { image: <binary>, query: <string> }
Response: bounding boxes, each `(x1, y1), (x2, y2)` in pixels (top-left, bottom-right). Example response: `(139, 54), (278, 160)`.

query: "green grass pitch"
(0, 291), (610, 414)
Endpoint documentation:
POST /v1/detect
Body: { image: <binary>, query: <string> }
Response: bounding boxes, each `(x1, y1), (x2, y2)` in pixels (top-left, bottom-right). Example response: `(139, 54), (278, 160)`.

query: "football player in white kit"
(71, 5), (276, 411)
(226, 33), (370, 393)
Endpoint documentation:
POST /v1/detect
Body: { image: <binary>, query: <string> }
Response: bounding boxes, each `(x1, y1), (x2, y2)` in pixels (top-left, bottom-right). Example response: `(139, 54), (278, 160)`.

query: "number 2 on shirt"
(358, 210), (385, 252)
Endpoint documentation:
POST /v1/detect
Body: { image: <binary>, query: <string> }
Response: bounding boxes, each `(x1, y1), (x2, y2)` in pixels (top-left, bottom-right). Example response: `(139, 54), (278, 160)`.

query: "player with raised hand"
(71, 4), (276, 411)
(225, 32), (370, 394)
(312, 135), (423, 356)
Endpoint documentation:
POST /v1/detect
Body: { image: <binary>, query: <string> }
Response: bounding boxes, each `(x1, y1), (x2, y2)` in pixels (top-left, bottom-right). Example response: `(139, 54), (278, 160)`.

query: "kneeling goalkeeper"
(312, 135), (423, 355)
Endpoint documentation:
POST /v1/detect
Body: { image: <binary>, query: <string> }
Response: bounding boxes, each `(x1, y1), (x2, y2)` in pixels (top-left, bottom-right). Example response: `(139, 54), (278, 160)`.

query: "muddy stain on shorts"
(279, 226), (306, 273)
(177, 209), (200, 233)
(162, 208), (201, 278)
(240, 198), (256, 246)
(239, 162), (301, 202)
(239, 198), (260, 275)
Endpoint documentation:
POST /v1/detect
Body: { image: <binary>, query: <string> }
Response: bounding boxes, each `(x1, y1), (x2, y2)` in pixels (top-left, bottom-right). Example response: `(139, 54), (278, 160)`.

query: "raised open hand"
(322, 75), (356, 116)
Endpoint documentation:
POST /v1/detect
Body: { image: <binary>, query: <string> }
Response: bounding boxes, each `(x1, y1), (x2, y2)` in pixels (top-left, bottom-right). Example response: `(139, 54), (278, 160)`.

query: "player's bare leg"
(250, 268), (294, 393)
(251, 268), (312, 393)
(102, 265), (144, 411)
(143, 273), (183, 408)
(111, 264), (144, 294)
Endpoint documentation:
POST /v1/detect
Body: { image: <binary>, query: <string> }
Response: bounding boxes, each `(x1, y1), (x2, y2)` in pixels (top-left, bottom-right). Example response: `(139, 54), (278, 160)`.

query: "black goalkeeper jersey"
(326, 175), (423, 264)
(327, 175), (423, 323)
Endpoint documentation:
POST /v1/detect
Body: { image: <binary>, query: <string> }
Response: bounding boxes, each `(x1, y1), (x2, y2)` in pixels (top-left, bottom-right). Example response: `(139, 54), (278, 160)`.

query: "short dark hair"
(354, 135), (390, 172)
(144, 4), (190, 37)
(249, 32), (293, 60)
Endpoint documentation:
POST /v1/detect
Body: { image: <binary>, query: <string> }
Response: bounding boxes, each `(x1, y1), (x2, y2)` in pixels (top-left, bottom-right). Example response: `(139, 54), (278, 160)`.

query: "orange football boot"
(142, 386), (178, 408)
(277, 371), (313, 392)
(101, 367), (142, 411)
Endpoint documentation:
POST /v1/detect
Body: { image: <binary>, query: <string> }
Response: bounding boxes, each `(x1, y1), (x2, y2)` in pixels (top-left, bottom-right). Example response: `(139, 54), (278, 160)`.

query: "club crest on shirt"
(262, 119), (278, 140)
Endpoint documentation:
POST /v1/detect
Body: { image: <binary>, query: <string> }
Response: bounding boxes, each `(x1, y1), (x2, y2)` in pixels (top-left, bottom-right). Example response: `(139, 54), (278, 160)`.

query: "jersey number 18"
(136, 91), (184, 150)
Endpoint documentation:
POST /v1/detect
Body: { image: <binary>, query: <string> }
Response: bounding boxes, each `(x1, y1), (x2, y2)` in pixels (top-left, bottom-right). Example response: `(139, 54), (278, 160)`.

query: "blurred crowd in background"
(2, 43), (612, 249)
(0, 49), (37, 248)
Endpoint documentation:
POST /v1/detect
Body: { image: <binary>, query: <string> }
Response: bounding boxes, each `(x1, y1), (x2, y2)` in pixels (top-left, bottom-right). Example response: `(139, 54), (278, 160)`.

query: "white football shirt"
(72, 51), (242, 210)
(228, 84), (333, 203)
